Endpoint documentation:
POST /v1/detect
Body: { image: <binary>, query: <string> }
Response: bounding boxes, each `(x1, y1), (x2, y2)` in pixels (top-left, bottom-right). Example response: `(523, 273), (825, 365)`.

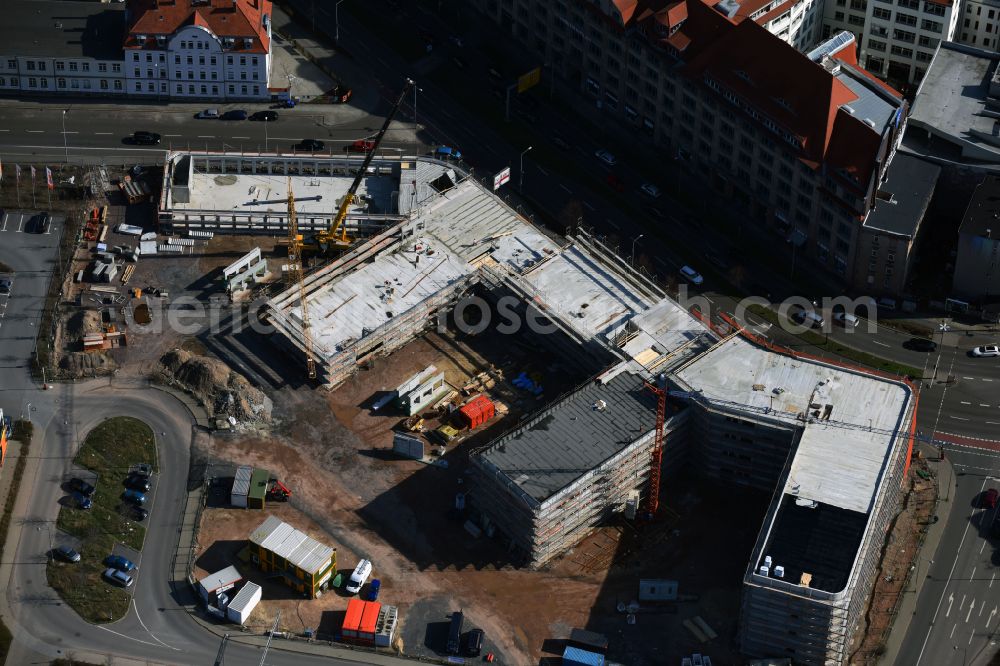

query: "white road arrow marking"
(988, 606), (997, 628)
(967, 599), (975, 623)
(947, 593), (955, 617)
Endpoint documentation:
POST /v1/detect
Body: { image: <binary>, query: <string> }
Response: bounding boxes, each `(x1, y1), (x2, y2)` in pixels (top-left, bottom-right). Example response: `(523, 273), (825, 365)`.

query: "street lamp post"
(413, 85), (423, 129)
(335, 0), (346, 42)
(61, 110), (69, 164)
(263, 118), (268, 153)
(631, 234), (644, 265)
(519, 145), (532, 192)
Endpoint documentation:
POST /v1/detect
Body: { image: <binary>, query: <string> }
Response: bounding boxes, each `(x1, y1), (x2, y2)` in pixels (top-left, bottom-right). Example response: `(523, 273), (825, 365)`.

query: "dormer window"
(735, 69), (752, 84)
(136, 34), (147, 42)
(243, 38), (254, 49)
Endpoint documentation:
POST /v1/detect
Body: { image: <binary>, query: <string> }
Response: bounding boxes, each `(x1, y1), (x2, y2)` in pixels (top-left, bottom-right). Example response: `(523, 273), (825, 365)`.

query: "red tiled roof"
(825, 111), (884, 190)
(612, 0), (642, 23)
(126, 0), (271, 53)
(754, 0), (797, 26)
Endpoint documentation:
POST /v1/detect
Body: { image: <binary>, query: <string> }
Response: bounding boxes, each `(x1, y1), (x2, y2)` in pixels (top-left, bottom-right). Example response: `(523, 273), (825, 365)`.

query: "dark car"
(53, 545), (81, 563)
(0, 278), (10, 295)
(331, 84), (352, 103)
(123, 475), (150, 492)
(985, 488), (1000, 509)
(294, 139), (325, 152)
(131, 463), (153, 479)
(131, 131), (161, 145)
(71, 491), (92, 510)
(250, 110), (278, 121)
(904, 337), (938, 352)
(131, 506), (149, 521)
(552, 135), (571, 151)
(26, 212), (50, 234)
(463, 628), (485, 657)
(446, 611), (463, 655)
(69, 477), (95, 497)
(221, 109), (248, 120)
(104, 554), (137, 572)
(122, 489), (147, 505)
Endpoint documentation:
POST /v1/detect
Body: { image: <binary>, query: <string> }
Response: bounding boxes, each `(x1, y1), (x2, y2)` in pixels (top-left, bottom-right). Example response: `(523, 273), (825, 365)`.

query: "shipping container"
(359, 600), (381, 640)
(563, 645), (605, 666)
(568, 628), (608, 654)
(457, 395), (495, 430)
(342, 598), (365, 638)
(231, 466), (252, 508)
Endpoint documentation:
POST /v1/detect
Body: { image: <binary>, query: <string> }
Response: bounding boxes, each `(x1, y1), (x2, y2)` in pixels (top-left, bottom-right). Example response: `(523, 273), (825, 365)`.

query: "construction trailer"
(226, 581), (262, 625)
(223, 247), (268, 296)
(394, 365), (449, 416)
(197, 565), (242, 604)
(248, 516), (337, 598)
(247, 468), (270, 509)
(231, 466), (253, 508)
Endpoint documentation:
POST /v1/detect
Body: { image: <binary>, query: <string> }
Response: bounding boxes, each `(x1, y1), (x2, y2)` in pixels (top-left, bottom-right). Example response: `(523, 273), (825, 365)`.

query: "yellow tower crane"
(286, 176), (317, 379)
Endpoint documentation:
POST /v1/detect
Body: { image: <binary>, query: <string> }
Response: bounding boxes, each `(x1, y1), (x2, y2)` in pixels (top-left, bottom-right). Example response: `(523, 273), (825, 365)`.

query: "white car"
(595, 149), (617, 166)
(640, 183), (662, 198)
(971, 344), (1000, 357)
(679, 265), (704, 285)
(196, 108), (220, 119)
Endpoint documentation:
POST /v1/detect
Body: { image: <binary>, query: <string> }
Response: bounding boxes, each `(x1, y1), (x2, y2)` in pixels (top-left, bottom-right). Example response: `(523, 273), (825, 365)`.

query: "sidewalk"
(880, 444), (954, 665)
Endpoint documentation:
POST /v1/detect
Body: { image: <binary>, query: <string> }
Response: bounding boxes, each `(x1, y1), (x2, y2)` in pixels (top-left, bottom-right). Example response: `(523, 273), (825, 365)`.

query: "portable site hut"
(248, 468), (270, 509)
(231, 466), (253, 508)
(248, 515), (337, 598)
(458, 395), (495, 430)
(341, 598), (382, 646)
(226, 581), (262, 625)
(197, 565), (242, 604)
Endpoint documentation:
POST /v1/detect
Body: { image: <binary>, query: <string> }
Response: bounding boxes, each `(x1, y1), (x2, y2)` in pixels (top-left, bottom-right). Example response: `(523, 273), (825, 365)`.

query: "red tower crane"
(643, 376), (667, 518)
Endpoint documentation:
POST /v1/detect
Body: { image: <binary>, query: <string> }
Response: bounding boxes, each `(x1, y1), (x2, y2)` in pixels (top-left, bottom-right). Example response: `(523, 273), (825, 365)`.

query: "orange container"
(342, 598), (365, 638)
(458, 395), (495, 430)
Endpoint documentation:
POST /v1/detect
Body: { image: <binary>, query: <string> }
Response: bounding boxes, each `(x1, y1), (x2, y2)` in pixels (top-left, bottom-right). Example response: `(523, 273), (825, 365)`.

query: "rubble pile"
(159, 349), (272, 425)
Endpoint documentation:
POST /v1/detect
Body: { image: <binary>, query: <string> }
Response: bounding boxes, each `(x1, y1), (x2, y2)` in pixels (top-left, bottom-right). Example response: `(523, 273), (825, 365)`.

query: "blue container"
(367, 578), (381, 601)
(563, 645), (605, 666)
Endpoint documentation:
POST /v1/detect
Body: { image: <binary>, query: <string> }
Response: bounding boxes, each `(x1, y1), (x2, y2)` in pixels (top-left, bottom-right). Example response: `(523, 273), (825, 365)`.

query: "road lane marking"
(1, 212), (7, 232)
(164, 134), (182, 137)
(94, 132), (113, 135)
(583, 201), (596, 211)
(951, 416), (970, 421)
(871, 340), (890, 347)
(988, 421), (1000, 426)
(96, 626), (170, 649)
(989, 606), (998, 628)
(964, 376), (976, 380)
(984, 378), (994, 382)
(60, 131), (78, 134)
(606, 218), (620, 230)
(961, 594), (967, 611)
(967, 599), (975, 623)
(982, 404), (992, 407)
(130, 599), (179, 650)
(16, 215), (25, 232)
(537, 166), (549, 176)
(992, 572), (996, 587)
(970, 628), (975, 644)
(196, 135), (215, 138)
(915, 475), (990, 665)
(981, 600), (987, 617)
(948, 593), (955, 617)
(231, 136), (251, 139)
(972, 567), (977, 580)
(950, 623), (957, 638)
(962, 401), (972, 405)
(559, 184), (571, 193)
(25, 130), (43, 133)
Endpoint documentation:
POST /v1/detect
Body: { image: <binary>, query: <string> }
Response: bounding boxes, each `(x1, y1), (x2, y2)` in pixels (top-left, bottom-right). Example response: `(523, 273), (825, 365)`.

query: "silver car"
(103, 567), (134, 587)
(196, 108), (220, 119)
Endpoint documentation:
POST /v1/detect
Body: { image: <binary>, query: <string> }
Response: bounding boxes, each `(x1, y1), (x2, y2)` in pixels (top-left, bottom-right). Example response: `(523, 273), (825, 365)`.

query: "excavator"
(313, 77), (415, 253)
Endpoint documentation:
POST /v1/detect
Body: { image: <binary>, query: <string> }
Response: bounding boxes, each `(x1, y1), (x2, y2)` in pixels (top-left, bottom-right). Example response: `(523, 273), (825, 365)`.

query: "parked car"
(123, 475), (150, 492)
(367, 578), (381, 601)
(833, 312), (860, 328)
(104, 554), (137, 572)
(103, 568), (134, 588)
(791, 308), (825, 329)
(131, 463), (153, 479)
(903, 337), (937, 352)
(71, 491), (92, 510)
(434, 146), (462, 160)
(606, 173), (625, 192)
(195, 108), (220, 119)
(487, 66), (503, 80)
(294, 139), (325, 152)
(971, 344), (1000, 357)
(221, 109), (248, 120)
(250, 110), (278, 121)
(463, 628), (485, 657)
(985, 488), (999, 509)
(130, 506), (149, 521)
(640, 182), (662, 198)
(122, 489), (147, 505)
(594, 149), (617, 166)
(0, 278), (10, 295)
(446, 611), (464, 655)
(679, 265), (704, 286)
(345, 559), (372, 594)
(130, 131), (161, 145)
(69, 477), (95, 497)
(53, 546), (81, 563)
(348, 139), (376, 153)
(26, 212), (50, 234)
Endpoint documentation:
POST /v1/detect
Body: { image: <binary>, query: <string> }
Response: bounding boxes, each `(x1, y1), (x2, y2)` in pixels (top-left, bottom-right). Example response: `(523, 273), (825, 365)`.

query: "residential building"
(861, 0), (958, 89)
(247, 516), (337, 598)
(953, 175), (1000, 299)
(712, 0), (825, 49)
(472, 0), (909, 290)
(958, 0), (1000, 49)
(904, 42), (1000, 169)
(0, 1), (127, 97)
(851, 153), (940, 295)
(125, 0), (272, 100)
(0, 0), (271, 101)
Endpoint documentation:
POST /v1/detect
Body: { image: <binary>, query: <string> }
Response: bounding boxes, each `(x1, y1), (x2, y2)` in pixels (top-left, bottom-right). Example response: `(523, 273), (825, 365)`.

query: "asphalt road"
(896, 448), (1000, 666)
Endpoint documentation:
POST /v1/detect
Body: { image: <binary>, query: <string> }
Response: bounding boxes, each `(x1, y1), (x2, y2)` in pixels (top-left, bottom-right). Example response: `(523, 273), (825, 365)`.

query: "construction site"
(29, 80), (921, 663)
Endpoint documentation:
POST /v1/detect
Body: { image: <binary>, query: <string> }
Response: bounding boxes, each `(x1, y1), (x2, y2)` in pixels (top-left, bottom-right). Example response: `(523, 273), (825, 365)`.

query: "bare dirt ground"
(849, 453), (938, 664)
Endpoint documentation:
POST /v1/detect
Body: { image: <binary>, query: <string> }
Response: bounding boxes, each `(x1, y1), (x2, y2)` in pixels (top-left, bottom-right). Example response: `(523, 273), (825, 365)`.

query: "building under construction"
(157, 149), (917, 665)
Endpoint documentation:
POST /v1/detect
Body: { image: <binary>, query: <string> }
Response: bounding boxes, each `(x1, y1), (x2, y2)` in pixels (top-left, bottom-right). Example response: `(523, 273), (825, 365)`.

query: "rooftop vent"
(843, 104), (855, 115)
(863, 118), (876, 129)
(592, 399), (607, 412)
(774, 565), (785, 578)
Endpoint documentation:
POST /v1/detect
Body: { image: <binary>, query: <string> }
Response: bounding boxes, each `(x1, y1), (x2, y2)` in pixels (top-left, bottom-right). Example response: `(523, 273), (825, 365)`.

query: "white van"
(792, 308), (824, 328)
(345, 559), (372, 594)
(833, 312), (859, 328)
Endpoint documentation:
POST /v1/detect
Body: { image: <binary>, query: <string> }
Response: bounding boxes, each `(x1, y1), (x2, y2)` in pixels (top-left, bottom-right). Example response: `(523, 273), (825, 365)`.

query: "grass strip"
(748, 305), (922, 378)
(47, 417), (157, 624)
(34, 213), (82, 381)
(0, 421), (33, 665)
